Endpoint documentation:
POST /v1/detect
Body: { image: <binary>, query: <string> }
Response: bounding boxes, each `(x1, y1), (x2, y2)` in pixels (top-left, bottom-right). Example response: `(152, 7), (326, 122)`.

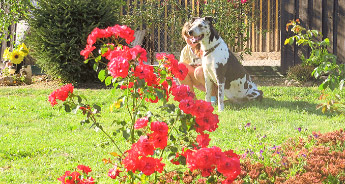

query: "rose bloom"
(196, 133), (211, 148)
(171, 84), (195, 102)
(172, 63), (188, 81)
(48, 84), (74, 106)
(57, 171), (81, 184)
(149, 132), (168, 149)
(138, 156), (165, 176)
(130, 45), (147, 63)
(77, 165), (92, 175)
(80, 44), (96, 60)
(150, 121), (168, 135)
(135, 136), (155, 156)
(134, 64), (154, 79)
(107, 56), (129, 78)
(108, 167), (122, 179)
(134, 117), (149, 129)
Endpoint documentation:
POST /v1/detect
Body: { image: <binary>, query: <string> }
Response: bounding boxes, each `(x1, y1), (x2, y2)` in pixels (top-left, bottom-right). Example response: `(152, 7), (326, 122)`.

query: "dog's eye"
(198, 24), (203, 28)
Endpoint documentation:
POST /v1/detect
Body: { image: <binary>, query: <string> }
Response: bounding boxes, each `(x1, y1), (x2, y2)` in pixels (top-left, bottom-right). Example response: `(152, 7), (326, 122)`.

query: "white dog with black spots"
(187, 16), (263, 111)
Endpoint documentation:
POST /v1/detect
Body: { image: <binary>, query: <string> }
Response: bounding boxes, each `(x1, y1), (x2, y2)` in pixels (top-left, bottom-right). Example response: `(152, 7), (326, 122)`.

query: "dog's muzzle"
(188, 30), (204, 43)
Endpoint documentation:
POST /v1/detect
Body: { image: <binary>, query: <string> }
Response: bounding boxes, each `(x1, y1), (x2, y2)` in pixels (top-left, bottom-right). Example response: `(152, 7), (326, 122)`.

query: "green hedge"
(26, 0), (122, 82)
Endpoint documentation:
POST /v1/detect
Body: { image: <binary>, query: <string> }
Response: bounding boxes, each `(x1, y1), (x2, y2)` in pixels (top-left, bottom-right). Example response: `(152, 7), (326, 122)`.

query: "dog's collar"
(204, 42), (221, 57)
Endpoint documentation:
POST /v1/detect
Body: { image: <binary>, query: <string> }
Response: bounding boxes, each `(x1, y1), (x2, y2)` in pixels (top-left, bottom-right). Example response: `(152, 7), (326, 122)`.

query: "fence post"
(280, 0), (296, 73)
(337, 0), (345, 63)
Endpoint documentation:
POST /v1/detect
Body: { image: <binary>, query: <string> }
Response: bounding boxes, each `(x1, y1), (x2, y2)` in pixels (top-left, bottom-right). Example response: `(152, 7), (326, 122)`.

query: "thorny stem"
(90, 115), (124, 155)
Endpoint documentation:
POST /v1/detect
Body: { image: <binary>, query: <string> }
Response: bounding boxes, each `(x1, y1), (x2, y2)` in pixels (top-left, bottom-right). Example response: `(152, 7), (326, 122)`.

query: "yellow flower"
(10, 50), (24, 64)
(3, 48), (11, 61)
(18, 43), (29, 56)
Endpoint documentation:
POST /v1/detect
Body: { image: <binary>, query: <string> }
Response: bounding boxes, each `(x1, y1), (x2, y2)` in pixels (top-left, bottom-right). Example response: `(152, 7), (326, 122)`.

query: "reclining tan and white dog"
(187, 16), (263, 111)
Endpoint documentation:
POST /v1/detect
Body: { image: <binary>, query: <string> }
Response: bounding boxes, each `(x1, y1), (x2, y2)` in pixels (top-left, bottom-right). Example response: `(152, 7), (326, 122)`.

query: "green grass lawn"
(0, 85), (344, 183)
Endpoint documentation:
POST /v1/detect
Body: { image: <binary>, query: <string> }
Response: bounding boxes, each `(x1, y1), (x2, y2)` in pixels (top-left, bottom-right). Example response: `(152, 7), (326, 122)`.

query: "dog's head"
(187, 16), (219, 44)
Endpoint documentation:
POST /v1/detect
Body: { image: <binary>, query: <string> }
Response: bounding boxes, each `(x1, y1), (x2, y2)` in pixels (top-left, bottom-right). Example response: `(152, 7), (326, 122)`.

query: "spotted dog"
(188, 17), (263, 111)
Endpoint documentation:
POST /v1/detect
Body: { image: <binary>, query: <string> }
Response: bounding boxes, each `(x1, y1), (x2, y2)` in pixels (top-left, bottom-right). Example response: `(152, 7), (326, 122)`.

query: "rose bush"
(51, 24), (241, 183)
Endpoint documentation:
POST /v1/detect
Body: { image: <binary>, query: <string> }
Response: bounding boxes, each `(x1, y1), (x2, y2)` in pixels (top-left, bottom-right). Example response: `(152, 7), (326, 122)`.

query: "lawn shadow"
(224, 97), (332, 116)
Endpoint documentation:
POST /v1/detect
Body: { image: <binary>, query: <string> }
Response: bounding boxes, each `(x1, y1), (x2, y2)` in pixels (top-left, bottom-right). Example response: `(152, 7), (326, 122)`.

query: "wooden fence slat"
(267, 0), (271, 52)
(251, 1), (256, 52)
(326, 0), (334, 54)
(298, 0), (310, 62)
(280, 0), (296, 72)
(338, 0), (345, 63)
(275, 0), (280, 52)
(259, 0), (263, 52)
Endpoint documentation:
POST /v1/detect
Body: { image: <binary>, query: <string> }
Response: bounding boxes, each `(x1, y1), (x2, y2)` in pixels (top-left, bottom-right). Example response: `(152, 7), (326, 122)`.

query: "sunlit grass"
(0, 85), (344, 183)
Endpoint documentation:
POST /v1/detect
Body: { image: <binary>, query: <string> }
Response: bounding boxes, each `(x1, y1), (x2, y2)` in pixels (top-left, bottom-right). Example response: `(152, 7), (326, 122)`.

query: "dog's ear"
(191, 17), (199, 22)
(204, 16), (213, 23)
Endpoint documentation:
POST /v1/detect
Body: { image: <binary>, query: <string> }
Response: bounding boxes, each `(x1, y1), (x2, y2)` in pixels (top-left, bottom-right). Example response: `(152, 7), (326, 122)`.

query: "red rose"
(48, 84), (74, 106)
(80, 44), (96, 60)
(173, 63), (188, 81)
(136, 136), (155, 156)
(77, 165), (92, 175)
(130, 45), (147, 63)
(196, 133), (211, 148)
(57, 171), (81, 184)
(80, 177), (95, 184)
(107, 56), (129, 78)
(134, 117), (149, 129)
(217, 156), (241, 180)
(150, 121), (168, 135)
(138, 156), (165, 176)
(179, 99), (195, 114)
(171, 84), (195, 102)
(108, 167), (122, 179)
(149, 132), (168, 149)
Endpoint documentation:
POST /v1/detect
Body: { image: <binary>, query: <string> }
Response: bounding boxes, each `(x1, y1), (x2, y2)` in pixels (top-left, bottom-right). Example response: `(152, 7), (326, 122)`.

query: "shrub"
(26, 0), (122, 82)
(286, 64), (315, 83)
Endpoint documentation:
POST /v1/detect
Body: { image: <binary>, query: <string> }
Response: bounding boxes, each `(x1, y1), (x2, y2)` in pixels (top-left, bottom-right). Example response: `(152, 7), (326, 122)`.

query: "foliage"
(25, 0), (122, 82)
(316, 91), (345, 115)
(201, 0), (254, 55)
(50, 24), (241, 183)
(120, 0), (255, 55)
(0, 0), (30, 42)
(236, 129), (345, 183)
(286, 64), (315, 83)
(285, 19), (345, 91)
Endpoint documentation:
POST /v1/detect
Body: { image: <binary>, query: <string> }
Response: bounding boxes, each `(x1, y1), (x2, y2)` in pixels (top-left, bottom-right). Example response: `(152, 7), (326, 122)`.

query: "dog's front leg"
(204, 76), (213, 102)
(217, 82), (225, 111)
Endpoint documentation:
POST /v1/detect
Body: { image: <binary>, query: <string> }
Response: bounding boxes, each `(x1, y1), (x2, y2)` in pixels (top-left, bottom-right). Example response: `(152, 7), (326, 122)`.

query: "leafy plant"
(316, 91), (345, 115)
(25, 0), (122, 82)
(0, 0), (30, 43)
(286, 64), (315, 83)
(285, 19), (345, 91)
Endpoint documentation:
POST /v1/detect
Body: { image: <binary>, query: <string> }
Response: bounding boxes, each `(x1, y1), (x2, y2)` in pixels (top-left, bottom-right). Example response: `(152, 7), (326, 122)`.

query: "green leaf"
(98, 70), (107, 82)
(77, 96), (83, 103)
(122, 128), (131, 140)
(93, 63), (99, 71)
(105, 76), (113, 86)
(64, 104), (71, 112)
(93, 104), (101, 112)
(95, 55), (102, 63)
